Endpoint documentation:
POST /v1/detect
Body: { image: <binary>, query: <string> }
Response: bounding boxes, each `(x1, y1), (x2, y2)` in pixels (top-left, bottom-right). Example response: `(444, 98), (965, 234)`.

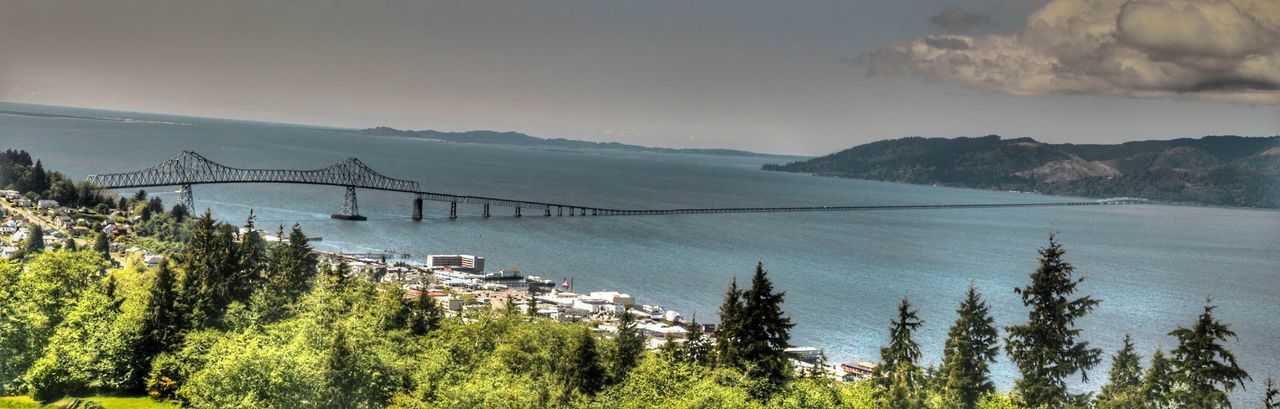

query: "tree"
(683, 319), (713, 366)
(141, 262), (183, 361)
(873, 297), (925, 409)
(231, 211), (266, 302)
(323, 328), (360, 408)
(610, 307), (646, 384)
(1005, 235), (1102, 408)
(1142, 348), (1174, 408)
(117, 197), (128, 211)
(63, 239), (77, 251)
(178, 212), (240, 328)
(24, 225), (45, 254)
(564, 326), (605, 396)
(1096, 334), (1144, 409)
(714, 276), (743, 367)
(407, 292), (442, 336)
(1168, 301), (1250, 409)
(94, 233), (111, 260)
(133, 190), (147, 202)
(170, 204), (188, 223)
(939, 286), (1000, 409)
(265, 224), (316, 302)
(1263, 376), (1278, 409)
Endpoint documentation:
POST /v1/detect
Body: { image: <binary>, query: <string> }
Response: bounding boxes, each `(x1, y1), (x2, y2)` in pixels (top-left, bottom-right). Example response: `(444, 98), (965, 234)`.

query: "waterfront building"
(426, 254), (485, 272)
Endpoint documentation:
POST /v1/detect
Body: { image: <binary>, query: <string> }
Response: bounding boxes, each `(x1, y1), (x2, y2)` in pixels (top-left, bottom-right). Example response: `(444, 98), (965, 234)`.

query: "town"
(0, 189), (878, 384)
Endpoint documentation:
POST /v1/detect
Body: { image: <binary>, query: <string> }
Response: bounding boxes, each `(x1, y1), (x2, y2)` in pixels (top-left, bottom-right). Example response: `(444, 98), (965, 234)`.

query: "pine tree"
(232, 211), (267, 302)
(1096, 334), (1144, 409)
(408, 292), (441, 336)
(940, 286), (1000, 409)
(1005, 235), (1102, 408)
(117, 196), (128, 211)
(134, 189), (147, 201)
(1142, 348), (1174, 408)
(564, 327), (605, 396)
(735, 262), (794, 397)
(874, 297), (925, 409)
(265, 224), (316, 301)
(24, 225), (44, 254)
(323, 327), (359, 409)
(1168, 301), (1250, 409)
(170, 204), (188, 223)
(1263, 376), (1278, 409)
(140, 204), (152, 221)
(138, 261), (183, 386)
(610, 306), (645, 383)
(94, 233), (111, 259)
(178, 211), (240, 328)
(684, 319), (712, 366)
(714, 276), (743, 366)
(63, 239), (77, 251)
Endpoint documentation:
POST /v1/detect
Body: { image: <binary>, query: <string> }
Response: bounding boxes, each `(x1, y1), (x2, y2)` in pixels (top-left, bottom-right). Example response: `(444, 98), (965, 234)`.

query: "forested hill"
(362, 126), (795, 159)
(763, 135), (1280, 208)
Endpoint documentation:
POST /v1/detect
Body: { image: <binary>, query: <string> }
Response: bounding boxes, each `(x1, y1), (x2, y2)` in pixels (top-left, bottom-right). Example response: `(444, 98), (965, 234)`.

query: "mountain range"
(763, 135), (1280, 208)
(361, 127), (795, 159)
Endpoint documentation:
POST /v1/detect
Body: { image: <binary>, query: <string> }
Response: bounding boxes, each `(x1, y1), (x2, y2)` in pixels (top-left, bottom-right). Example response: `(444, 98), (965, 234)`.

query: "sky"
(1, 0), (1278, 155)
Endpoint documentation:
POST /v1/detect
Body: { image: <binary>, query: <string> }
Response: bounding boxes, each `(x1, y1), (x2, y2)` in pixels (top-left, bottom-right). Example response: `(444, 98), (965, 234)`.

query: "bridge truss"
(86, 151), (1149, 221)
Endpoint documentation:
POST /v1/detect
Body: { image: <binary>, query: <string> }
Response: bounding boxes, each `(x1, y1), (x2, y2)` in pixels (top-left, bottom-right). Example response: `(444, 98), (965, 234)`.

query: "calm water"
(3, 102), (1278, 400)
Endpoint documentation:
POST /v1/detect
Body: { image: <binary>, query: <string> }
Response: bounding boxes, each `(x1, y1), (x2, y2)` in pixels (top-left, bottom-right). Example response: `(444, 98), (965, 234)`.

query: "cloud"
(929, 7), (993, 34)
(866, 0), (1280, 104)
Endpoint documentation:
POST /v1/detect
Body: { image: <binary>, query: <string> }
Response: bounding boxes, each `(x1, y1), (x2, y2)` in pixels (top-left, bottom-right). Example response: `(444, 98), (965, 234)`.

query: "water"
(3, 102), (1278, 401)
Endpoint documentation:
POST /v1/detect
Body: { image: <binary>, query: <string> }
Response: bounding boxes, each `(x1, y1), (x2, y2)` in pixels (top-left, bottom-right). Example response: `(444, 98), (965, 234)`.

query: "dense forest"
(763, 135), (1280, 208)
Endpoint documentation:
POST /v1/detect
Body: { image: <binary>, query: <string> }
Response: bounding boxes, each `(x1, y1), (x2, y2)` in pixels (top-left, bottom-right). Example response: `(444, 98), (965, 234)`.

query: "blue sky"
(1, 0), (1277, 155)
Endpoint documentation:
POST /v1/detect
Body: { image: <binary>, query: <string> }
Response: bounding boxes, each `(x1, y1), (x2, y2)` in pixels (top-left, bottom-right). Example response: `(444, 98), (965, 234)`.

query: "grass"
(0, 396), (177, 409)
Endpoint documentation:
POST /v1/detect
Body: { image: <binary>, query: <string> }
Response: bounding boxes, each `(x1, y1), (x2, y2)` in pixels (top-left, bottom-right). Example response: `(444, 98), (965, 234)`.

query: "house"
(784, 347), (823, 364)
(0, 190), (19, 199)
(839, 362), (877, 382)
(15, 197), (33, 207)
(37, 199), (59, 209)
(0, 246), (17, 259)
(56, 216), (74, 229)
(143, 254), (165, 266)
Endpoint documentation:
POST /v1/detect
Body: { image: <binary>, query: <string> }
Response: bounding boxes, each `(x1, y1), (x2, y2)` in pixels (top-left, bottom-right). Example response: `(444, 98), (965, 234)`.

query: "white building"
(585, 291), (636, 307)
(37, 200), (59, 209)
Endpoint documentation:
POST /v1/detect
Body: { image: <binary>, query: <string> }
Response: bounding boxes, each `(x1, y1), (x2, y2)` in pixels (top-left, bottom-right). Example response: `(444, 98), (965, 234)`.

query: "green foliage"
(176, 213), (240, 328)
(873, 297), (925, 409)
(23, 225), (44, 255)
(140, 262), (182, 365)
(407, 292), (441, 336)
(1263, 376), (1279, 409)
(1140, 348), (1173, 408)
(939, 286), (1000, 409)
(1005, 235), (1102, 408)
(1167, 301), (1249, 409)
(715, 263), (794, 399)
(1095, 334), (1143, 409)
(609, 307), (646, 384)
(0, 251), (104, 395)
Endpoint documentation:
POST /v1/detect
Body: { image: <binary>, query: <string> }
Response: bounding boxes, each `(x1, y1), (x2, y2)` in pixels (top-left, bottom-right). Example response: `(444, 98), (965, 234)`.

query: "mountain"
(763, 135), (1280, 208)
(360, 127), (797, 159)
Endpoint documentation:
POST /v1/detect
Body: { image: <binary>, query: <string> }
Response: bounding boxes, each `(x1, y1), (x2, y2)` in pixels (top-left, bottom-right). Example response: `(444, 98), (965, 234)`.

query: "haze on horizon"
(2, 0), (1278, 155)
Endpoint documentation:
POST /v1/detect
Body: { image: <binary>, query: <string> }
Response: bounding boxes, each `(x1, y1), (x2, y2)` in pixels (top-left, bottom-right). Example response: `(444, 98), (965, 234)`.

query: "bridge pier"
(331, 186), (367, 221)
(544, 208), (551, 217)
(449, 201), (457, 219)
(412, 197), (423, 221)
(592, 209), (598, 216)
(557, 206), (563, 216)
(177, 184), (193, 210)
(483, 204), (490, 218)
(514, 206), (522, 217)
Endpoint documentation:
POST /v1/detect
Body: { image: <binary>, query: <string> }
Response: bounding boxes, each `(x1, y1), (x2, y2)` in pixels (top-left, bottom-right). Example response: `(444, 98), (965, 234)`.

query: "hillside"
(361, 126), (796, 159)
(763, 135), (1280, 208)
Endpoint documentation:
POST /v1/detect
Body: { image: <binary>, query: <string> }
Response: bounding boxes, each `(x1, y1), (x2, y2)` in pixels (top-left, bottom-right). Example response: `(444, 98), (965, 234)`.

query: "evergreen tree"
(177, 212), (240, 328)
(1168, 301), (1249, 409)
(134, 190), (147, 201)
(874, 297), (925, 409)
(564, 327), (605, 396)
(140, 204), (152, 222)
(940, 286), (1000, 409)
(117, 197), (128, 211)
(94, 233), (111, 259)
(408, 292), (442, 336)
(684, 319), (713, 366)
(63, 239), (76, 251)
(170, 204), (188, 223)
(231, 211), (266, 302)
(1263, 376), (1278, 409)
(714, 276), (743, 366)
(610, 306), (645, 383)
(1096, 334), (1145, 409)
(323, 327), (360, 409)
(1005, 235), (1102, 408)
(1142, 348), (1174, 408)
(138, 261), (182, 387)
(24, 225), (45, 254)
(265, 224), (316, 302)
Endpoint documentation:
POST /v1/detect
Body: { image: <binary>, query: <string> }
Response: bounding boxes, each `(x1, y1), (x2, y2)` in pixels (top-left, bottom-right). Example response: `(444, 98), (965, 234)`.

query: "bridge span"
(86, 151), (1149, 221)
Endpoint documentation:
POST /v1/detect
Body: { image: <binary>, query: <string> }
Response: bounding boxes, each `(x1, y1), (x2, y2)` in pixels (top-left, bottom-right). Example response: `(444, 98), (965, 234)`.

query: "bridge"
(86, 151), (1149, 221)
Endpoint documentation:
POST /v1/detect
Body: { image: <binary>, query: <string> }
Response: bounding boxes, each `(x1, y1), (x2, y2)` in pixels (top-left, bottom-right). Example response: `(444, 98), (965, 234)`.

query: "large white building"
(426, 254), (485, 272)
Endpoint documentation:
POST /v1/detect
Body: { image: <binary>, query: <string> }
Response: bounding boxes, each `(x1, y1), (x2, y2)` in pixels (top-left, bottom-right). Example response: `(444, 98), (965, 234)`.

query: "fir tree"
(138, 261), (183, 386)
(940, 286), (1000, 409)
(323, 327), (360, 409)
(684, 319), (713, 366)
(178, 211), (240, 328)
(265, 224), (316, 301)
(564, 327), (605, 396)
(408, 292), (441, 336)
(232, 211), (267, 302)
(874, 297), (925, 409)
(1263, 376), (1278, 409)
(170, 203), (188, 223)
(714, 276), (743, 366)
(1168, 301), (1250, 409)
(735, 262), (794, 397)
(1142, 348), (1174, 408)
(1005, 235), (1102, 408)
(24, 225), (44, 254)
(63, 239), (77, 251)
(94, 233), (111, 259)
(117, 196), (128, 211)
(610, 306), (645, 383)
(140, 204), (152, 222)
(1096, 334), (1145, 409)
(134, 189), (147, 201)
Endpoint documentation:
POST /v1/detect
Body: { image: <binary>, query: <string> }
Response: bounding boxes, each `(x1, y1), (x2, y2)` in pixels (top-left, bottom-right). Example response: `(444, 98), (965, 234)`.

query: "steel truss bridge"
(86, 151), (1150, 221)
